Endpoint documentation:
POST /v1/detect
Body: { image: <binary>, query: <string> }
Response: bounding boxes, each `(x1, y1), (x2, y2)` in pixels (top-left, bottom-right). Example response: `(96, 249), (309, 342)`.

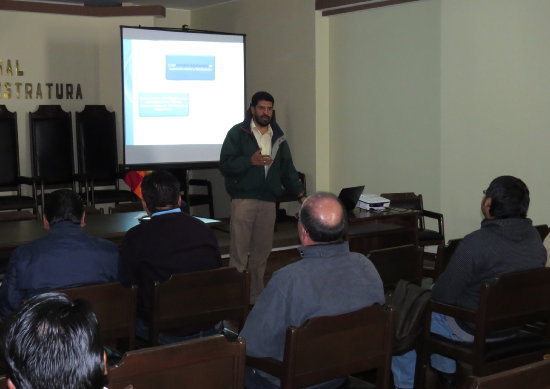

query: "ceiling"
(14, 0), (233, 10)
(130, 0), (232, 10)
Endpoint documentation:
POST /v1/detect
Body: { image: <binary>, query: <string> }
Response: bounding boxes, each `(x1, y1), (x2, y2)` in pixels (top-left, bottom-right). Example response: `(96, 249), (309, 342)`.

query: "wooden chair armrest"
(429, 300), (477, 323)
(421, 209), (443, 221)
(421, 209), (445, 238)
(246, 356), (283, 378)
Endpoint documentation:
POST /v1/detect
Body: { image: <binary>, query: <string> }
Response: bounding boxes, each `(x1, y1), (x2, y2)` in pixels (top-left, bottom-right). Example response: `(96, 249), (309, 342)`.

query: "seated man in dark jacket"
(0, 189), (118, 319)
(392, 176), (547, 389)
(119, 170), (222, 343)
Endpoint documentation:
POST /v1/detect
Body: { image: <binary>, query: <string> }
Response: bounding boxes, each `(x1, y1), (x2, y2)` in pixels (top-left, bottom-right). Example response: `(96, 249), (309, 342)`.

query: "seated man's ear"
(7, 378), (16, 389)
(104, 351), (108, 375)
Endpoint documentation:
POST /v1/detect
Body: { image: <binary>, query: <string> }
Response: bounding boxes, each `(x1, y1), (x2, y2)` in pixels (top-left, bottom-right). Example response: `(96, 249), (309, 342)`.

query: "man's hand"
(251, 150), (273, 166)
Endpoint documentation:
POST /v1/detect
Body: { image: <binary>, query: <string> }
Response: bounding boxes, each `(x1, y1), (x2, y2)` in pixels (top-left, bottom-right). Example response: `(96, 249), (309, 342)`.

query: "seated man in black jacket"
(119, 170), (222, 343)
(392, 176), (546, 389)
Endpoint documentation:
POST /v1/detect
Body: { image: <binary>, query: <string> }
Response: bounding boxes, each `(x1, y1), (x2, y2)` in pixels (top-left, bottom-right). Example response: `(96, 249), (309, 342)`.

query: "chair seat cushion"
(0, 195), (36, 211)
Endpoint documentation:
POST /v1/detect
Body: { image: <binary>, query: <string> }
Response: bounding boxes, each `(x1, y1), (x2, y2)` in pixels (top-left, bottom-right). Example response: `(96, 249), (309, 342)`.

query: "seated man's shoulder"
(88, 235), (119, 253)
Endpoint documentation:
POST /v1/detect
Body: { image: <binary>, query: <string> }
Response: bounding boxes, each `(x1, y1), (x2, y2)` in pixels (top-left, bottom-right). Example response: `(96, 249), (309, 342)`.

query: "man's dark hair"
(44, 189), (84, 225)
(249, 91), (274, 108)
(3, 292), (106, 389)
(141, 170), (181, 214)
(299, 192), (347, 243)
(485, 175), (530, 218)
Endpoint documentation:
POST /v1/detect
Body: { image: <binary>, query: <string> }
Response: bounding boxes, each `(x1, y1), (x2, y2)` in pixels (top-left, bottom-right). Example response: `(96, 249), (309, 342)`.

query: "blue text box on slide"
(165, 55), (216, 81)
(139, 93), (189, 117)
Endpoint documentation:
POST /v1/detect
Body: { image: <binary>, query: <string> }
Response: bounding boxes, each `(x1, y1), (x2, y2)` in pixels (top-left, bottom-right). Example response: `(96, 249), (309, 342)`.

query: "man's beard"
(254, 113), (271, 127)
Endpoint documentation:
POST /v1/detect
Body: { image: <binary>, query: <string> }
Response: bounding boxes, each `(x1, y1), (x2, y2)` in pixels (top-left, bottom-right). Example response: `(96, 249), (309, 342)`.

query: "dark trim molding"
(0, 0), (165, 17)
(316, 0), (419, 16)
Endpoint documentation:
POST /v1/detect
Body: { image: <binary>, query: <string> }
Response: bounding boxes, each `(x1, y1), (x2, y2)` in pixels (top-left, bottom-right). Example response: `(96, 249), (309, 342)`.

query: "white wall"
(440, 0), (550, 238)
(328, 1), (441, 217)
(326, 0), (550, 239)
(191, 0), (316, 218)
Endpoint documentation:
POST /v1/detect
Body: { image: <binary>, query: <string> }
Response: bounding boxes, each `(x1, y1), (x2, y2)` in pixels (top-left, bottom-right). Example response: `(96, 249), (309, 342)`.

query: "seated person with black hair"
(3, 292), (107, 389)
(119, 170), (222, 343)
(0, 189), (118, 319)
(392, 175), (547, 389)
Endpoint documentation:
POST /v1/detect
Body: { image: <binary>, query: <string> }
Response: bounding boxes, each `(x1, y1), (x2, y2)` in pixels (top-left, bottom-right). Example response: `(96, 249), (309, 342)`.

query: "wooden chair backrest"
(58, 282), (137, 350)
(281, 304), (394, 389)
(148, 267), (250, 345)
(462, 358), (550, 389)
(108, 335), (245, 389)
(75, 105), (118, 182)
(478, 267), (550, 334)
(368, 244), (423, 290)
(380, 192), (425, 229)
(29, 105), (74, 185)
(462, 267), (550, 370)
(0, 105), (20, 190)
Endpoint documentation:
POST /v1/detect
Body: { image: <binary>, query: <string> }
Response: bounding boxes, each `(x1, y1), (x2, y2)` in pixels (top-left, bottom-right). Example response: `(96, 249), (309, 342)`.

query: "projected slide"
(121, 27), (245, 165)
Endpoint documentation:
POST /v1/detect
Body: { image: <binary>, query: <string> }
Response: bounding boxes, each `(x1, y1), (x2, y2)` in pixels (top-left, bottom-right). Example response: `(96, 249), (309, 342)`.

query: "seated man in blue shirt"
(0, 189), (118, 319)
(240, 191), (385, 389)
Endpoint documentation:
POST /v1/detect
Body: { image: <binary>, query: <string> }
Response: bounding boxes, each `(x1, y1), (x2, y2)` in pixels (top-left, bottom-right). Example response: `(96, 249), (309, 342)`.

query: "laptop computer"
(337, 186), (365, 212)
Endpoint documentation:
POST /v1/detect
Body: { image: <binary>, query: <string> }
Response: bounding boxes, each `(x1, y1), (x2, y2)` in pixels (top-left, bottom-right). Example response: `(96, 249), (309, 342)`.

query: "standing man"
(220, 91), (305, 303)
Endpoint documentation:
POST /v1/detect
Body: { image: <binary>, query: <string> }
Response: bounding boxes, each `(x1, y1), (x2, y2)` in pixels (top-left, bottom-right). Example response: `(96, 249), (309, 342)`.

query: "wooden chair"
(167, 168), (215, 218)
(380, 192), (444, 247)
(246, 304), (395, 389)
(461, 358), (550, 389)
(0, 105), (37, 216)
(367, 244), (424, 291)
(414, 267), (550, 389)
(534, 224), (549, 241)
(29, 105), (76, 213)
(76, 105), (138, 207)
(57, 282), (138, 351)
(108, 335), (245, 389)
(141, 267), (250, 346)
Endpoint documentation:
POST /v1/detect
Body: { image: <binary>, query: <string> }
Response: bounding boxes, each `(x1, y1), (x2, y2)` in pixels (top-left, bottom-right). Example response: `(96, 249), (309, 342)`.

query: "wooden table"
(0, 212), (220, 265)
(346, 207), (419, 256)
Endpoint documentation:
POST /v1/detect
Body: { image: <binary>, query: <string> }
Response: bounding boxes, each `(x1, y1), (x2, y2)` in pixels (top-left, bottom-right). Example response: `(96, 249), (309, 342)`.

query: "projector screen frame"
(120, 25), (246, 171)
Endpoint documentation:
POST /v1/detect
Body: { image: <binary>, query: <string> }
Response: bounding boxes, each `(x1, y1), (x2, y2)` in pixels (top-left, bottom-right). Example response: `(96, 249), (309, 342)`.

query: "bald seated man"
(240, 191), (385, 389)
